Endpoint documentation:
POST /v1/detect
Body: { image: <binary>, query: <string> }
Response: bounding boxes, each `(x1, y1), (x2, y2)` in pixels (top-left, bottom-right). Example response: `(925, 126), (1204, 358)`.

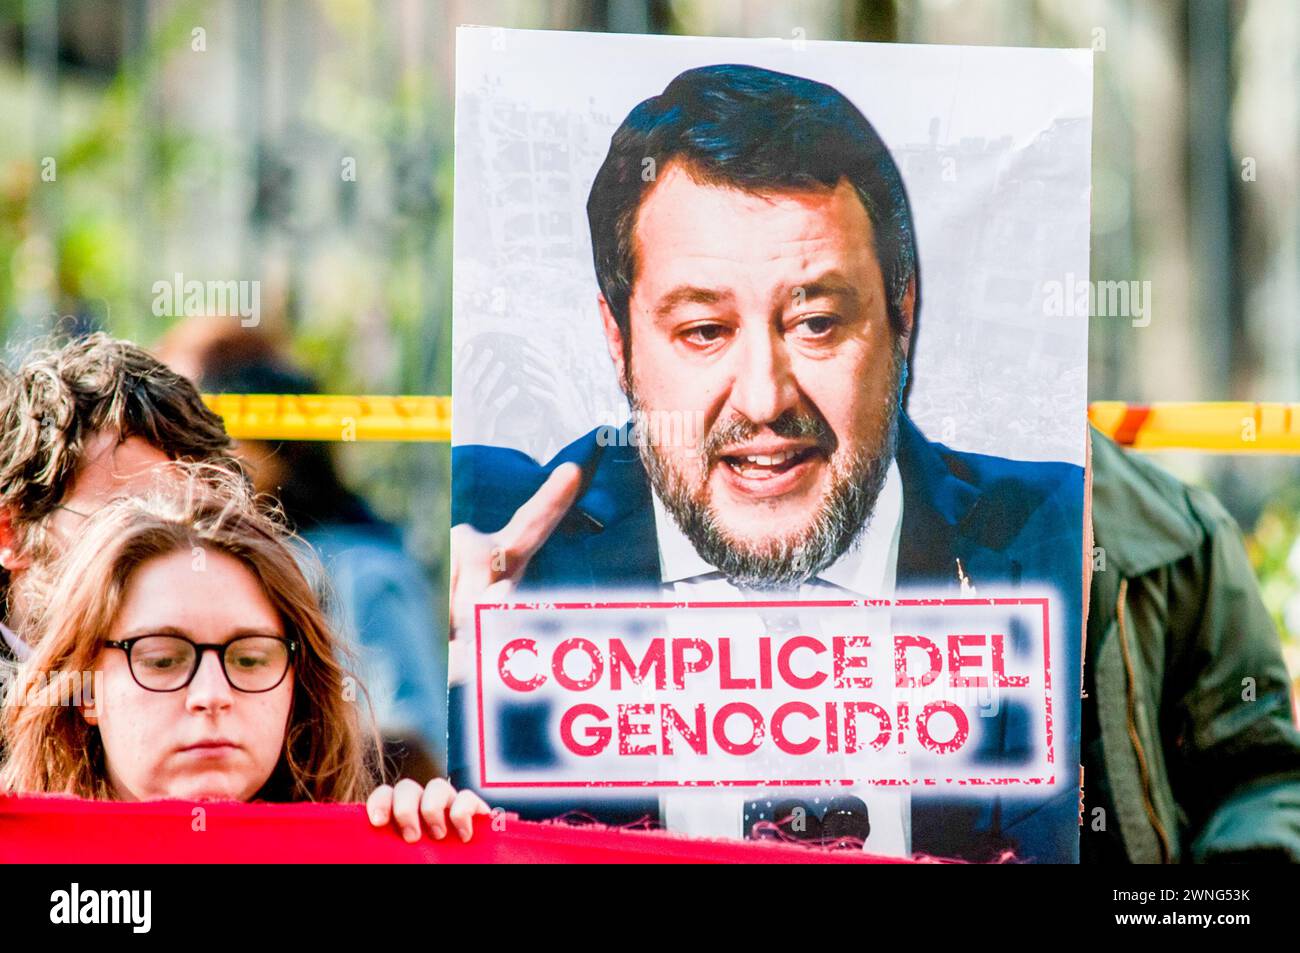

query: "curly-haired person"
(0, 333), (237, 668)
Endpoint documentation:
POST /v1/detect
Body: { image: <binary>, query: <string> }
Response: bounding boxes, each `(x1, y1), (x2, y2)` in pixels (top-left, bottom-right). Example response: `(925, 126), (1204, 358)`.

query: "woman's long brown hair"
(1, 463), (381, 801)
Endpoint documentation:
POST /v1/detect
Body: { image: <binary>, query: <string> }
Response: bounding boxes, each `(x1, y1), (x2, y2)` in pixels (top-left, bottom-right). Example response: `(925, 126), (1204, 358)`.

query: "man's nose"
(185, 650), (234, 712)
(728, 324), (800, 425)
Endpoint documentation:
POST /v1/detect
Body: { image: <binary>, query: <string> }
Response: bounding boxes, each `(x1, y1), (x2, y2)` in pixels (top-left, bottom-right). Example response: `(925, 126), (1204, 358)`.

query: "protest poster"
(450, 27), (1091, 862)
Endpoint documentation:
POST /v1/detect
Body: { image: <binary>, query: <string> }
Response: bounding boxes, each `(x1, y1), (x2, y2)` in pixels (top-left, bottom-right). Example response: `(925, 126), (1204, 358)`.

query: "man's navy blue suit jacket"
(451, 414), (1085, 862)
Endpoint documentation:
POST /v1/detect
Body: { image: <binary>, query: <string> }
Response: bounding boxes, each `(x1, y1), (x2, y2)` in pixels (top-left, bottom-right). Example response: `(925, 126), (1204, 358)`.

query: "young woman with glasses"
(0, 464), (488, 843)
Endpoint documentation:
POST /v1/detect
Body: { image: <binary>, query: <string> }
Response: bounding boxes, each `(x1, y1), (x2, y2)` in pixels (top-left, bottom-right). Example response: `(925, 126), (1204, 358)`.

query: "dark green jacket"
(1083, 428), (1300, 862)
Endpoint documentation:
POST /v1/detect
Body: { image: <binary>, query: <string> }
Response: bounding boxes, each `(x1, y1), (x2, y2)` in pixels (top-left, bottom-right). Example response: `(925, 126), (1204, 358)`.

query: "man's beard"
(631, 341), (903, 591)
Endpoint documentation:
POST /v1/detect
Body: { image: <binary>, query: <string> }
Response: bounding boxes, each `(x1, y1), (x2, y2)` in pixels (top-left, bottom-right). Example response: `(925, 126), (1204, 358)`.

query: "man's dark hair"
(0, 332), (236, 541)
(587, 63), (918, 342)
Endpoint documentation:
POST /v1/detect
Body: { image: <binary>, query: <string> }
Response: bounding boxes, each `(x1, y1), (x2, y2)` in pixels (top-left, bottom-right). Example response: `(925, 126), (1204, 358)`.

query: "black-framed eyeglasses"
(105, 634), (297, 693)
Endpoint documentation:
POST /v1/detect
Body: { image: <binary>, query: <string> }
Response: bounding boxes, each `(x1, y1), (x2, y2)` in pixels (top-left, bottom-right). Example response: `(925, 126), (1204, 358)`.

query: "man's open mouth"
(718, 446), (823, 480)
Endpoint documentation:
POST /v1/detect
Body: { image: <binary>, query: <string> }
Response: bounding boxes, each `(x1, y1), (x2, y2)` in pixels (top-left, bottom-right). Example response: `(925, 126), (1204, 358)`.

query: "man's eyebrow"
(787, 275), (861, 305)
(653, 285), (732, 317)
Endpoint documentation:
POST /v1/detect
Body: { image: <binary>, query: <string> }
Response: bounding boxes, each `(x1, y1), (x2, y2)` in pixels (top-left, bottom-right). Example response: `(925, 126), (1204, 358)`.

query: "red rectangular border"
(473, 597), (1054, 789)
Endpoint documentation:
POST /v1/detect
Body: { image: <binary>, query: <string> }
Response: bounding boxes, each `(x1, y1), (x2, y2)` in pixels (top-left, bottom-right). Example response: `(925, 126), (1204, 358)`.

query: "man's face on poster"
(600, 161), (913, 588)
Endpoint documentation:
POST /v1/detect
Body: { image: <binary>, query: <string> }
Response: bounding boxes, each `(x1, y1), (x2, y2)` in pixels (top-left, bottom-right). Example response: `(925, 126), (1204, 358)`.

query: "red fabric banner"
(0, 795), (920, 864)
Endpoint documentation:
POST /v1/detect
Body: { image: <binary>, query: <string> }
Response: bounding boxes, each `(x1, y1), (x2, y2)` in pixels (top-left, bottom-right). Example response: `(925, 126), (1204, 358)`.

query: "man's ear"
(597, 294), (629, 396)
(898, 276), (917, 358)
(0, 507), (30, 573)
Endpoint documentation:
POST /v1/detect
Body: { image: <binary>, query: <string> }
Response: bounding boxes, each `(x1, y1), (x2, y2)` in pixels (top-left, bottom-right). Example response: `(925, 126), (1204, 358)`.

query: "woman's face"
(88, 548), (295, 801)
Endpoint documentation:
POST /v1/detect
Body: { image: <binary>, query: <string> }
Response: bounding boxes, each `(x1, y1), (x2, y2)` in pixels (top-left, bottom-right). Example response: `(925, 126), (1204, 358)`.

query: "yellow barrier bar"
(203, 394), (452, 443)
(1088, 402), (1300, 452)
(203, 395), (1300, 453)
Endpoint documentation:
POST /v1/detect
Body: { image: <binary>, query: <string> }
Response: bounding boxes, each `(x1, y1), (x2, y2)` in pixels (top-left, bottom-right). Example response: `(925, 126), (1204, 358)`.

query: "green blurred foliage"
(1247, 495), (1300, 679)
(1, 1), (455, 614)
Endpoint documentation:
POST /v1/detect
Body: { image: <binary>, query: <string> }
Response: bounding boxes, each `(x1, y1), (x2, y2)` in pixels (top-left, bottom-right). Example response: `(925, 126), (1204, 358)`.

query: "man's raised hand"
(449, 462), (583, 645)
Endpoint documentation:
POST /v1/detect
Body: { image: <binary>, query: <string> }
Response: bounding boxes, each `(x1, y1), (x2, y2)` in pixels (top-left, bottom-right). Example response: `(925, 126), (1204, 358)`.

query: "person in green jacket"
(1082, 427), (1300, 862)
